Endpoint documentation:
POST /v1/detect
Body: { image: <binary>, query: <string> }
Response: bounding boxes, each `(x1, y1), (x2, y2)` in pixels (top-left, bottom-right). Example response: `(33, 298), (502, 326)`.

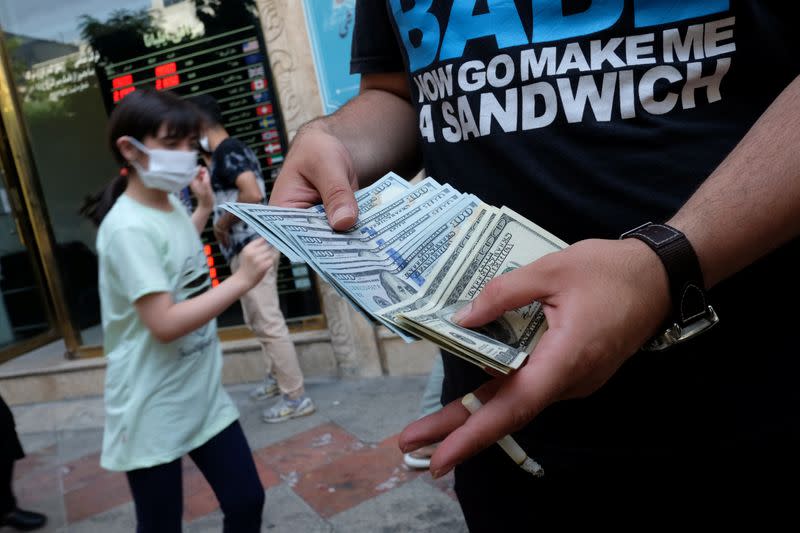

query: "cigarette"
(461, 393), (544, 477)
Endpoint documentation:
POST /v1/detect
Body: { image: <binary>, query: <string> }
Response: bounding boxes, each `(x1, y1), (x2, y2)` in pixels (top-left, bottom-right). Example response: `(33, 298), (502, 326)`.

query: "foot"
(403, 444), (438, 470)
(1, 508), (47, 531)
(262, 396), (316, 423)
(249, 377), (279, 401)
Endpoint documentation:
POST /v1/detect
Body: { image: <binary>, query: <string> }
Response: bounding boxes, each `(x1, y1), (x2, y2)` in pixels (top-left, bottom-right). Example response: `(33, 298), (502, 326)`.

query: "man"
(190, 94), (315, 423)
(270, 1), (800, 528)
(1, 394), (46, 531)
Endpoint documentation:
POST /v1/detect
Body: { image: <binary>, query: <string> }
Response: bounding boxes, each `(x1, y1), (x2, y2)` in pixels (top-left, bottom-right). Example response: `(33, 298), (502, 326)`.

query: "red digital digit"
(155, 62), (180, 91)
(154, 62), (177, 77)
(112, 74), (136, 103)
(112, 74), (133, 89)
(203, 244), (219, 286)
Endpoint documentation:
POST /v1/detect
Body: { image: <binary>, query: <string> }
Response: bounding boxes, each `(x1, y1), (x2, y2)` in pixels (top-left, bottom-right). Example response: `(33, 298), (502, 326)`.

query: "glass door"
(0, 32), (82, 363)
(0, 137), (59, 363)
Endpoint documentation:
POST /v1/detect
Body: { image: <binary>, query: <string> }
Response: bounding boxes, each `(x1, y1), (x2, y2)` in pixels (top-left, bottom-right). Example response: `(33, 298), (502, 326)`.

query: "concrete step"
(0, 328), (439, 406)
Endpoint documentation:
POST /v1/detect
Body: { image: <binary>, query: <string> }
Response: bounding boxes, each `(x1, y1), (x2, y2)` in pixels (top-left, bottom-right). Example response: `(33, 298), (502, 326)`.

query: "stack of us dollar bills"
(223, 172), (568, 374)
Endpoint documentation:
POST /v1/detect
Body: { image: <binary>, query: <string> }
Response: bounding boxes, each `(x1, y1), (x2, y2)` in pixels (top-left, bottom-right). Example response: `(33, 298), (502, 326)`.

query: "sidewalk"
(5, 376), (467, 532)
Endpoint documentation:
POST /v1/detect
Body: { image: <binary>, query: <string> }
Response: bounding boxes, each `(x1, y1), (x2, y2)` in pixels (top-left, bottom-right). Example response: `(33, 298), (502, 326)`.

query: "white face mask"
(126, 137), (198, 193)
(199, 135), (210, 153)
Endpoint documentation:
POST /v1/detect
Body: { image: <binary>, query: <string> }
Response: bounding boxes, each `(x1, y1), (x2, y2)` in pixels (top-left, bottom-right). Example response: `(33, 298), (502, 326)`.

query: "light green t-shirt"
(97, 194), (238, 472)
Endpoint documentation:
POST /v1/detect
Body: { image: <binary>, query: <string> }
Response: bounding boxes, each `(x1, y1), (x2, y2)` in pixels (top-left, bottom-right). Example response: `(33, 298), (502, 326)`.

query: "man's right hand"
(269, 122), (360, 231)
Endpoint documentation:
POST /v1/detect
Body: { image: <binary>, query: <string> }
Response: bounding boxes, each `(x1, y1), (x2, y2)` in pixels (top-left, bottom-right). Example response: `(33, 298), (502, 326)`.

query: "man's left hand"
(398, 238), (672, 478)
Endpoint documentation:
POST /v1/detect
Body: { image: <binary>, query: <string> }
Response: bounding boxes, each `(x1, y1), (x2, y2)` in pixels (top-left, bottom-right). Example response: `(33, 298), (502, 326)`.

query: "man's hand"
(233, 239), (274, 289)
(269, 123), (360, 230)
(398, 238), (672, 477)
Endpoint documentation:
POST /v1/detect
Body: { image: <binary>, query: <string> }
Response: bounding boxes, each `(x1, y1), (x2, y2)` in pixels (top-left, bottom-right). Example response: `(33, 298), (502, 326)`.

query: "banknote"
(224, 173), (569, 374)
(223, 172), (413, 263)
(396, 207), (568, 372)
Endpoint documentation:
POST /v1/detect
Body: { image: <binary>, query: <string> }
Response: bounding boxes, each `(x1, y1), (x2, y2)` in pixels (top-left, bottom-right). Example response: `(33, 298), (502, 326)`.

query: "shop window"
(0, 0), (321, 345)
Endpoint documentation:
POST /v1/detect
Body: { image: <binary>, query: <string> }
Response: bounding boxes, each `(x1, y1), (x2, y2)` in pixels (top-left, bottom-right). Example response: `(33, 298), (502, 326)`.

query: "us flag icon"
(242, 39), (258, 53)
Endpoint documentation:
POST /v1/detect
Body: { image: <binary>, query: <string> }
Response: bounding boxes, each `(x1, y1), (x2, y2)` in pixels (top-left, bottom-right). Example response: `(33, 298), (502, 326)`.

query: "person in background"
(0, 393), (46, 531)
(82, 88), (269, 532)
(189, 94), (315, 424)
(268, 1), (800, 528)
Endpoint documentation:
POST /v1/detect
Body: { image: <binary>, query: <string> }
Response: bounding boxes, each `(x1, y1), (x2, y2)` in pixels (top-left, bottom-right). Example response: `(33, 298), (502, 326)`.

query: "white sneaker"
(402, 444), (438, 470)
(262, 396), (316, 423)
(249, 378), (279, 401)
(403, 453), (431, 469)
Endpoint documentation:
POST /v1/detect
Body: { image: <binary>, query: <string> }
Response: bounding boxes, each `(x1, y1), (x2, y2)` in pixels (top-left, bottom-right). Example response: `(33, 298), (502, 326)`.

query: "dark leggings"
(126, 421), (264, 533)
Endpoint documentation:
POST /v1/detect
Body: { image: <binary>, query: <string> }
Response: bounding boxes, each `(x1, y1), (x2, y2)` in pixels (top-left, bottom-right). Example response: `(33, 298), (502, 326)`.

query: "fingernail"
(331, 206), (355, 228)
(431, 467), (451, 479)
(451, 303), (473, 325)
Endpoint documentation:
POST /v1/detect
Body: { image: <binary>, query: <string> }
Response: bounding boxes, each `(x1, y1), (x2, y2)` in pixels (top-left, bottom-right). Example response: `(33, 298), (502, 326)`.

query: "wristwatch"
(620, 222), (719, 351)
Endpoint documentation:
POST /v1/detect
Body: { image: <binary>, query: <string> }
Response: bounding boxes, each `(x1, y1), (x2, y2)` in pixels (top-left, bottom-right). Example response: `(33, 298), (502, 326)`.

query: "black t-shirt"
(351, 0), (800, 461)
(210, 137), (267, 260)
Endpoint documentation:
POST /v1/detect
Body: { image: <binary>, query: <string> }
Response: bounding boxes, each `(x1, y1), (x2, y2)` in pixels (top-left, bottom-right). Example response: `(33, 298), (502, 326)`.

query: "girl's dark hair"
(80, 88), (201, 226)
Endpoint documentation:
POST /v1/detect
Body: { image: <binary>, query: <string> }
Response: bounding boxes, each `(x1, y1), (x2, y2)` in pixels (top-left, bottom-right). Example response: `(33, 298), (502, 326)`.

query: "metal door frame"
(0, 31), (83, 362)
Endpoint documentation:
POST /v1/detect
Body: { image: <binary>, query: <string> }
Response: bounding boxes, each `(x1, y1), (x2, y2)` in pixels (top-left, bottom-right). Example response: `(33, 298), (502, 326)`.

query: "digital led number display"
(111, 62), (181, 102)
(154, 62), (180, 90)
(111, 74), (135, 102)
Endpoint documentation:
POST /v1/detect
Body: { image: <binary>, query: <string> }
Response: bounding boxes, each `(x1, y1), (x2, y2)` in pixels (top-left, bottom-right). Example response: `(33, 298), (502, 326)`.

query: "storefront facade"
(0, 0), (346, 364)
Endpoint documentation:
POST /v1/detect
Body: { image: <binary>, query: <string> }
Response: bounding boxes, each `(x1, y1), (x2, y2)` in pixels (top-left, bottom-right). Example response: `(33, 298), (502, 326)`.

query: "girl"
(85, 89), (271, 532)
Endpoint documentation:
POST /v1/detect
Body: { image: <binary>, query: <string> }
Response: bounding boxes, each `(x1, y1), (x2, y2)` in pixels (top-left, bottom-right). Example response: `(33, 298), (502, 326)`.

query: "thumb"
(312, 170), (358, 231)
(452, 262), (550, 328)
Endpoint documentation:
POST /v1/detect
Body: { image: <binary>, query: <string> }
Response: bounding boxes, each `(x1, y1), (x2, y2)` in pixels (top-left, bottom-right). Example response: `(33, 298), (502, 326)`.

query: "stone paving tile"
(66, 501), (137, 533)
(61, 452), (103, 492)
(254, 422), (363, 478)
(7, 376), (471, 531)
(261, 484), (333, 533)
(181, 454), (281, 523)
(63, 468), (130, 524)
(12, 488), (67, 533)
(13, 444), (58, 480)
(14, 464), (62, 509)
(292, 435), (422, 519)
(420, 470), (458, 501)
(56, 428), (104, 465)
(329, 478), (467, 533)
(314, 378), (424, 444)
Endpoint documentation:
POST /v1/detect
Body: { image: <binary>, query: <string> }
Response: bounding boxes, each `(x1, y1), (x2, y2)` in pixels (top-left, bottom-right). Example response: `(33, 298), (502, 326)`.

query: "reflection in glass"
(0, 172), (51, 350)
(0, 0), (320, 347)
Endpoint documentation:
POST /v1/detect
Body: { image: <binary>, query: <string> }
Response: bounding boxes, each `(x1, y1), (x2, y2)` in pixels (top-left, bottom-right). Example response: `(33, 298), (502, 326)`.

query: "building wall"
(256, 0), (324, 138)
(254, 0), (440, 379)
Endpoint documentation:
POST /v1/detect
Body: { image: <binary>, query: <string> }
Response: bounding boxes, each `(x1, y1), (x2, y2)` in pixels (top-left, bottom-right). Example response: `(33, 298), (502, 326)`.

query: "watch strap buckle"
(643, 305), (719, 351)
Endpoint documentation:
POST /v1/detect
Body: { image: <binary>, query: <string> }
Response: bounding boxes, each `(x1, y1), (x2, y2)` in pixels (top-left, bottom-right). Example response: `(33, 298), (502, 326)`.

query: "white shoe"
(403, 452), (431, 470)
(249, 378), (279, 401)
(262, 396), (316, 423)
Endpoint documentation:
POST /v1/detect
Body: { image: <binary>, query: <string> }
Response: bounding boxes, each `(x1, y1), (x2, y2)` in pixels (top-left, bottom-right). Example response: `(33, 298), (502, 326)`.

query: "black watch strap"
(620, 222), (719, 350)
